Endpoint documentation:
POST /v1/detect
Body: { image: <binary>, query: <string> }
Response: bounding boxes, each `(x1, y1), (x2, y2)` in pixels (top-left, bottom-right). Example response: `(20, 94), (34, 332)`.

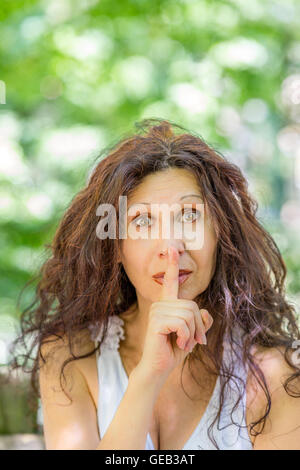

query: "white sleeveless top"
(88, 315), (253, 450)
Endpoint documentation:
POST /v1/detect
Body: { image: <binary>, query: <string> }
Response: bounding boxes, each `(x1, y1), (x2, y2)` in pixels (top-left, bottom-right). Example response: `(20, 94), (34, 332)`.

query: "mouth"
(152, 269), (192, 286)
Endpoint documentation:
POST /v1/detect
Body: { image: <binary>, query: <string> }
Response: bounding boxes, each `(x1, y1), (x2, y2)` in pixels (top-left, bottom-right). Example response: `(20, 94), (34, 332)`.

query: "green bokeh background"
(0, 0), (299, 434)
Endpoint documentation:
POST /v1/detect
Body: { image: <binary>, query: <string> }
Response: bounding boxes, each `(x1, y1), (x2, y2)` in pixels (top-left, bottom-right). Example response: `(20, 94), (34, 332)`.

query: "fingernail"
(201, 333), (207, 345)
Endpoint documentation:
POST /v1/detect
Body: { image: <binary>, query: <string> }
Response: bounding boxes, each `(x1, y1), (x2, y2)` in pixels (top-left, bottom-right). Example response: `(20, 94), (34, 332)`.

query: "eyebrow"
(128, 194), (203, 210)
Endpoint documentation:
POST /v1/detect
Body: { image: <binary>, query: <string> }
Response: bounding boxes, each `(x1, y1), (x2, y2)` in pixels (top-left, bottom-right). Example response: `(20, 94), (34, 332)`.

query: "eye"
(131, 213), (152, 228)
(130, 208), (201, 228)
(179, 208), (201, 223)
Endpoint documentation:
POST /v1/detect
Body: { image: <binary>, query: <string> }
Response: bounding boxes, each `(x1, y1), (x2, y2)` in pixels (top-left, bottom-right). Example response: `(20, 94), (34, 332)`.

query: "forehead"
(128, 169), (202, 204)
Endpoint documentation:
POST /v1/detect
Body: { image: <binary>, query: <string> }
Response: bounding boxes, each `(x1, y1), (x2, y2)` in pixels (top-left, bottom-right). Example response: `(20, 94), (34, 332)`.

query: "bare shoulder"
(247, 344), (297, 403)
(40, 327), (95, 354)
(246, 343), (300, 449)
(250, 343), (296, 387)
(39, 328), (100, 449)
(39, 328), (97, 369)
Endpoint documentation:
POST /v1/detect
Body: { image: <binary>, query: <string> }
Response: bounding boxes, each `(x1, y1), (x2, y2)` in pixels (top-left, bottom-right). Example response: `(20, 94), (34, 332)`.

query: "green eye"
(131, 208), (201, 228)
(132, 214), (152, 227)
(180, 208), (201, 223)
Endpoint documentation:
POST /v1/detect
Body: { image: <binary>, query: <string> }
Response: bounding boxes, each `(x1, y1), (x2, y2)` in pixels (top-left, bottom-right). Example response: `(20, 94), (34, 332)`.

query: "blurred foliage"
(0, 0), (300, 433)
(0, 371), (39, 434)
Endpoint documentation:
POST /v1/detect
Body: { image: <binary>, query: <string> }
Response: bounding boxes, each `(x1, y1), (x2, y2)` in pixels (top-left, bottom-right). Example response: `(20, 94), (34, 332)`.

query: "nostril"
(160, 249), (168, 257)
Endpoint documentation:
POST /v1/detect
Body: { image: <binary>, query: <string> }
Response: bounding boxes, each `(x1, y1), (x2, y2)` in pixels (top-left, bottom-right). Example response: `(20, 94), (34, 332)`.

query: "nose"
(159, 240), (185, 258)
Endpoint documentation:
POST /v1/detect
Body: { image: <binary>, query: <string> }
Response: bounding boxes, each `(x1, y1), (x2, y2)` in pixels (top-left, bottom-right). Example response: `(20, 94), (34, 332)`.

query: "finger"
(181, 302), (208, 344)
(201, 309), (214, 332)
(158, 301), (211, 344)
(155, 315), (191, 350)
(155, 306), (196, 348)
(159, 246), (179, 301)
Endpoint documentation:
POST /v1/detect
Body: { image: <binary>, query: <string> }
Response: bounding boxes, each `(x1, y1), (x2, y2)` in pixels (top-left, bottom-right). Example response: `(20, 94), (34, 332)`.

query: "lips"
(152, 269), (192, 286)
(152, 269), (192, 279)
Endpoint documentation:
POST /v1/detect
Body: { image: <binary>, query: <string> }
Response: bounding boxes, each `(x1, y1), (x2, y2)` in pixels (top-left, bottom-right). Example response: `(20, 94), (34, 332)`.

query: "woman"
(8, 118), (300, 449)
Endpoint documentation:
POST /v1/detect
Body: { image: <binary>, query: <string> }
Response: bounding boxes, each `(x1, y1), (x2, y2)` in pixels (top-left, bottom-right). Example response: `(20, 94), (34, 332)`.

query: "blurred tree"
(0, 0), (299, 432)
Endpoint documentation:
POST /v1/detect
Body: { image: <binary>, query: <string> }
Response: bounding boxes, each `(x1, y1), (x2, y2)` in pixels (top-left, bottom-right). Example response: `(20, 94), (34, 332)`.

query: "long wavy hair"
(6, 118), (300, 448)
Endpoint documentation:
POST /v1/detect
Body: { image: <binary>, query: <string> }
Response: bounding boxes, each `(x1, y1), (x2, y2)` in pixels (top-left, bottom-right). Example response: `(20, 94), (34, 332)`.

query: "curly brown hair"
(6, 117), (300, 448)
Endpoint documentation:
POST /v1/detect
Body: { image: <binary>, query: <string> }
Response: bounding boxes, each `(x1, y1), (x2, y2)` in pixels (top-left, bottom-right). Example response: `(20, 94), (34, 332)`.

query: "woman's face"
(119, 168), (218, 303)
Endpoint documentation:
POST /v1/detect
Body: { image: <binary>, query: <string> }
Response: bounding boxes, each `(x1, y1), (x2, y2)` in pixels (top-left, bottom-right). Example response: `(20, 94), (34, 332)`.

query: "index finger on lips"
(159, 246), (179, 301)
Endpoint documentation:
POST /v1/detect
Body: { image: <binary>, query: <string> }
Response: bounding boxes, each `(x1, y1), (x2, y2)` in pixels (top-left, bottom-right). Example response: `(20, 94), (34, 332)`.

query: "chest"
(78, 349), (258, 450)
(147, 374), (219, 450)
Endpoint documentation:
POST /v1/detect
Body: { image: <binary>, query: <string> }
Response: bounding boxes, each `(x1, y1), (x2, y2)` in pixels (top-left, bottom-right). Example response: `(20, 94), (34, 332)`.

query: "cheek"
(195, 234), (217, 270)
(121, 241), (147, 276)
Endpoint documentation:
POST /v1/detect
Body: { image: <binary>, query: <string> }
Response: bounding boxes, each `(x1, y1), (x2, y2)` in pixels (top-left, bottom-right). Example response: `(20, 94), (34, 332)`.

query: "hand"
(137, 246), (214, 382)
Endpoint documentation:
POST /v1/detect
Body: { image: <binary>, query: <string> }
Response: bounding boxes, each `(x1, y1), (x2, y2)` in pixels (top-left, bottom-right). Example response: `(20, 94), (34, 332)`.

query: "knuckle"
(189, 300), (199, 309)
(188, 300), (199, 313)
(184, 309), (194, 323)
(179, 320), (189, 337)
(178, 317), (188, 329)
(202, 309), (214, 328)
